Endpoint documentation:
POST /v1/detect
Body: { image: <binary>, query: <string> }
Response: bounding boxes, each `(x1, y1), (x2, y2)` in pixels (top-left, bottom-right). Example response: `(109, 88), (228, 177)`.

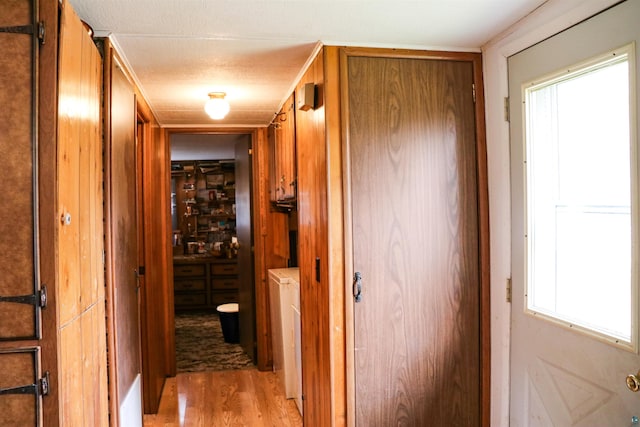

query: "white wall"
(482, 0), (621, 425)
(119, 374), (142, 427)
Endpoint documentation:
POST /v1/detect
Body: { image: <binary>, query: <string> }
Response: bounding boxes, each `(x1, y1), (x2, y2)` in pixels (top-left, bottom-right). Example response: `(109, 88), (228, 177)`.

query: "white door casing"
(509, 1), (640, 426)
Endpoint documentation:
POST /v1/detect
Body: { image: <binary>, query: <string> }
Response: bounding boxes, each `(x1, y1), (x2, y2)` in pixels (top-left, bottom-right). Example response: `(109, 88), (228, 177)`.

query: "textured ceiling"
(68, 0), (547, 128)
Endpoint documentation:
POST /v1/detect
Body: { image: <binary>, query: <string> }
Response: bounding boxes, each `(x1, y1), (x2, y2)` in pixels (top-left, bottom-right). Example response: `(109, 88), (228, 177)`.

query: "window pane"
(525, 51), (633, 344)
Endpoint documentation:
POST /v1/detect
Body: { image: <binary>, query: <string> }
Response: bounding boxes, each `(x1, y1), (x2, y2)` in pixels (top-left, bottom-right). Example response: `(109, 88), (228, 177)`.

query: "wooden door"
(105, 54), (142, 426)
(0, 6), (43, 424)
(57, 1), (108, 425)
(236, 136), (256, 361)
(347, 55), (482, 426)
(508, 2), (640, 425)
(0, 0), (41, 346)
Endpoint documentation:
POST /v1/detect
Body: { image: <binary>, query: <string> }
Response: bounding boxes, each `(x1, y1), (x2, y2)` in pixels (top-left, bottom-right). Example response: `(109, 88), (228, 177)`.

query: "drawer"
(174, 264), (206, 277)
(174, 293), (207, 306)
(211, 263), (238, 275)
(174, 278), (206, 291)
(211, 291), (237, 306)
(211, 278), (238, 290)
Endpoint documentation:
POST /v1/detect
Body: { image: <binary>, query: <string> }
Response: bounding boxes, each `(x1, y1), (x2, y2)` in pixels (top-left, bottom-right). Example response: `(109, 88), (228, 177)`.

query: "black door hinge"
(0, 21), (45, 44)
(0, 286), (47, 309)
(0, 371), (50, 397)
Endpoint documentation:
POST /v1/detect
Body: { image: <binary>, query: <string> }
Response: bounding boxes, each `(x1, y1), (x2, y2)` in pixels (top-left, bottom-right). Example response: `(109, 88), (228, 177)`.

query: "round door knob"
(626, 372), (640, 392)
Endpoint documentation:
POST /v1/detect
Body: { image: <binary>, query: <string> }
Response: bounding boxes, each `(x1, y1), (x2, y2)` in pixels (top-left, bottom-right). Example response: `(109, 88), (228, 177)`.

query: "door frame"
(481, 0), (622, 423)
(162, 128), (268, 368)
(338, 47), (491, 426)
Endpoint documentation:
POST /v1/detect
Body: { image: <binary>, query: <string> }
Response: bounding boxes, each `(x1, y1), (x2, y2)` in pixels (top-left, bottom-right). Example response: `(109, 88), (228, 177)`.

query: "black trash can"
(217, 303), (239, 343)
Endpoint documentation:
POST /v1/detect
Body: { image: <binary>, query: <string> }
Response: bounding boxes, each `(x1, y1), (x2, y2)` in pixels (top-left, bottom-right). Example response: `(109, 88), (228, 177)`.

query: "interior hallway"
(143, 369), (302, 427)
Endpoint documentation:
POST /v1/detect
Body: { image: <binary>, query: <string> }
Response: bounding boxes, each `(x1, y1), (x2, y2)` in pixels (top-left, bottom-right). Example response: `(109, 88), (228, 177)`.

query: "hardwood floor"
(143, 368), (302, 427)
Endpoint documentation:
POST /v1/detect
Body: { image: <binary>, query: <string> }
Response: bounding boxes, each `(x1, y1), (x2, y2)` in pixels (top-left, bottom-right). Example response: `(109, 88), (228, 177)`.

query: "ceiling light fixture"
(204, 92), (230, 120)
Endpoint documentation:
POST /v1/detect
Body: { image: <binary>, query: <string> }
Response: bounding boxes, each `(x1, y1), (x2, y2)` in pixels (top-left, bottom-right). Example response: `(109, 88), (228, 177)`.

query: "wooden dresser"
(173, 255), (238, 310)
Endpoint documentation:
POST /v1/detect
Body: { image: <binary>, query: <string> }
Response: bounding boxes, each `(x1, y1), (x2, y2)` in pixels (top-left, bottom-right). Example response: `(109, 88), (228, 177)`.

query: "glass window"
(524, 45), (637, 349)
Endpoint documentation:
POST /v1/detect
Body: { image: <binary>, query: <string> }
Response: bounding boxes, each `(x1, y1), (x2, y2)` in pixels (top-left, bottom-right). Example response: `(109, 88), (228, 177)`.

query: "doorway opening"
(169, 131), (256, 373)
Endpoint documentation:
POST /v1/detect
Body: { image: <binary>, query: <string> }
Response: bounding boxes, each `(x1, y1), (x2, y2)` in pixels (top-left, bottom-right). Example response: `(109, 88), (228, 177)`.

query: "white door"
(509, 1), (640, 426)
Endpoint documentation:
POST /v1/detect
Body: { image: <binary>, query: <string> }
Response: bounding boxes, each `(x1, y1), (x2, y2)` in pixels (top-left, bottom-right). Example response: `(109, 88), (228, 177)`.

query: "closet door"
(104, 52), (142, 426)
(57, 0), (108, 424)
(346, 53), (485, 426)
(0, 0), (46, 425)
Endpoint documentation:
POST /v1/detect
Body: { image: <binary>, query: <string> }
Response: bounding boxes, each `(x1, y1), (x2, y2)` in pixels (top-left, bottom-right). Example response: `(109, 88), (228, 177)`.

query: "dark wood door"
(0, 1), (44, 425)
(348, 56), (481, 426)
(235, 136), (256, 361)
(105, 57), (141, 425)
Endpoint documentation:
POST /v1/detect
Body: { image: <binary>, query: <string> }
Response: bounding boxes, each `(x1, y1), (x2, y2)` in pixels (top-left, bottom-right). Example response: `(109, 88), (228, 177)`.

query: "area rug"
(175, 311), (253, 372)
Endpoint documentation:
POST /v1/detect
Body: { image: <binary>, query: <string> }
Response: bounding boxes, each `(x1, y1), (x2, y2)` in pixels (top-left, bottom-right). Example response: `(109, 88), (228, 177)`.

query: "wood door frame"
(102, 41), (119, 427)
(337, 47), (490, 426)
(163, 128), (269, 369)
(38, 0), (60, 423)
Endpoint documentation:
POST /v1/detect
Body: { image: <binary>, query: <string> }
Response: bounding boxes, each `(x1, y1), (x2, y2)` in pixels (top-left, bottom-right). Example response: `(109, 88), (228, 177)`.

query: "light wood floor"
(143, 368), (302, 427)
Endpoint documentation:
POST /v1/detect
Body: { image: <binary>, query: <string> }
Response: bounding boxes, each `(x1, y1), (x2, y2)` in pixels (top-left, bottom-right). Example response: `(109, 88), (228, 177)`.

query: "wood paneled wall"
(57, 1), (108, 425)
(295, 48), (336, 426)
(251, 127), (290, 370)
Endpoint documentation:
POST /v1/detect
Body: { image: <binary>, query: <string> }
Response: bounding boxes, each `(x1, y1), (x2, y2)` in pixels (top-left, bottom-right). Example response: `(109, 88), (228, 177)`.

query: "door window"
(523, 44), (637, 349)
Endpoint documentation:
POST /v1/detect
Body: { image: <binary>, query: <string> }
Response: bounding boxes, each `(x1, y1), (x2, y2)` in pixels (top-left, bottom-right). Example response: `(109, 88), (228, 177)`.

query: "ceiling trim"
(106, 34), (162, 125)
(271, 40), (324, 123)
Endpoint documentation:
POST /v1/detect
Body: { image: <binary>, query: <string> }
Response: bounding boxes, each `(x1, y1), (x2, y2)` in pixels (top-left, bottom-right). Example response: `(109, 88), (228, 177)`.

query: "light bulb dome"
(204, 92), (230, 120)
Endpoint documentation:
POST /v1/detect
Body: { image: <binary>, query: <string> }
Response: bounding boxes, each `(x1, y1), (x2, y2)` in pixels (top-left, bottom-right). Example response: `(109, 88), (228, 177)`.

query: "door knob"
(626, 371), (640, 392)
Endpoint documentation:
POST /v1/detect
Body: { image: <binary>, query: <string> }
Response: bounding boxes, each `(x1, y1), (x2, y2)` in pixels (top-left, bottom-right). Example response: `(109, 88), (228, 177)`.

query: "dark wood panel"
(211, 263), (238, 275)
(174, 279), (206, 291)
(174, 264), (206, 277)
(0, 0), (37, 340)
(0, 348), (39, 426)
(211, 291), (239, 307)
(236, 136), (256, 361)
(211, 278), (238, 289)
(348, 55), (480, 426)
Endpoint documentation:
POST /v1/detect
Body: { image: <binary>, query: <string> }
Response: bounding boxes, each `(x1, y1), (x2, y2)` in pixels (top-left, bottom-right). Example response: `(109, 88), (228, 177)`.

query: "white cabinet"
(268, 268), (301, 413)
